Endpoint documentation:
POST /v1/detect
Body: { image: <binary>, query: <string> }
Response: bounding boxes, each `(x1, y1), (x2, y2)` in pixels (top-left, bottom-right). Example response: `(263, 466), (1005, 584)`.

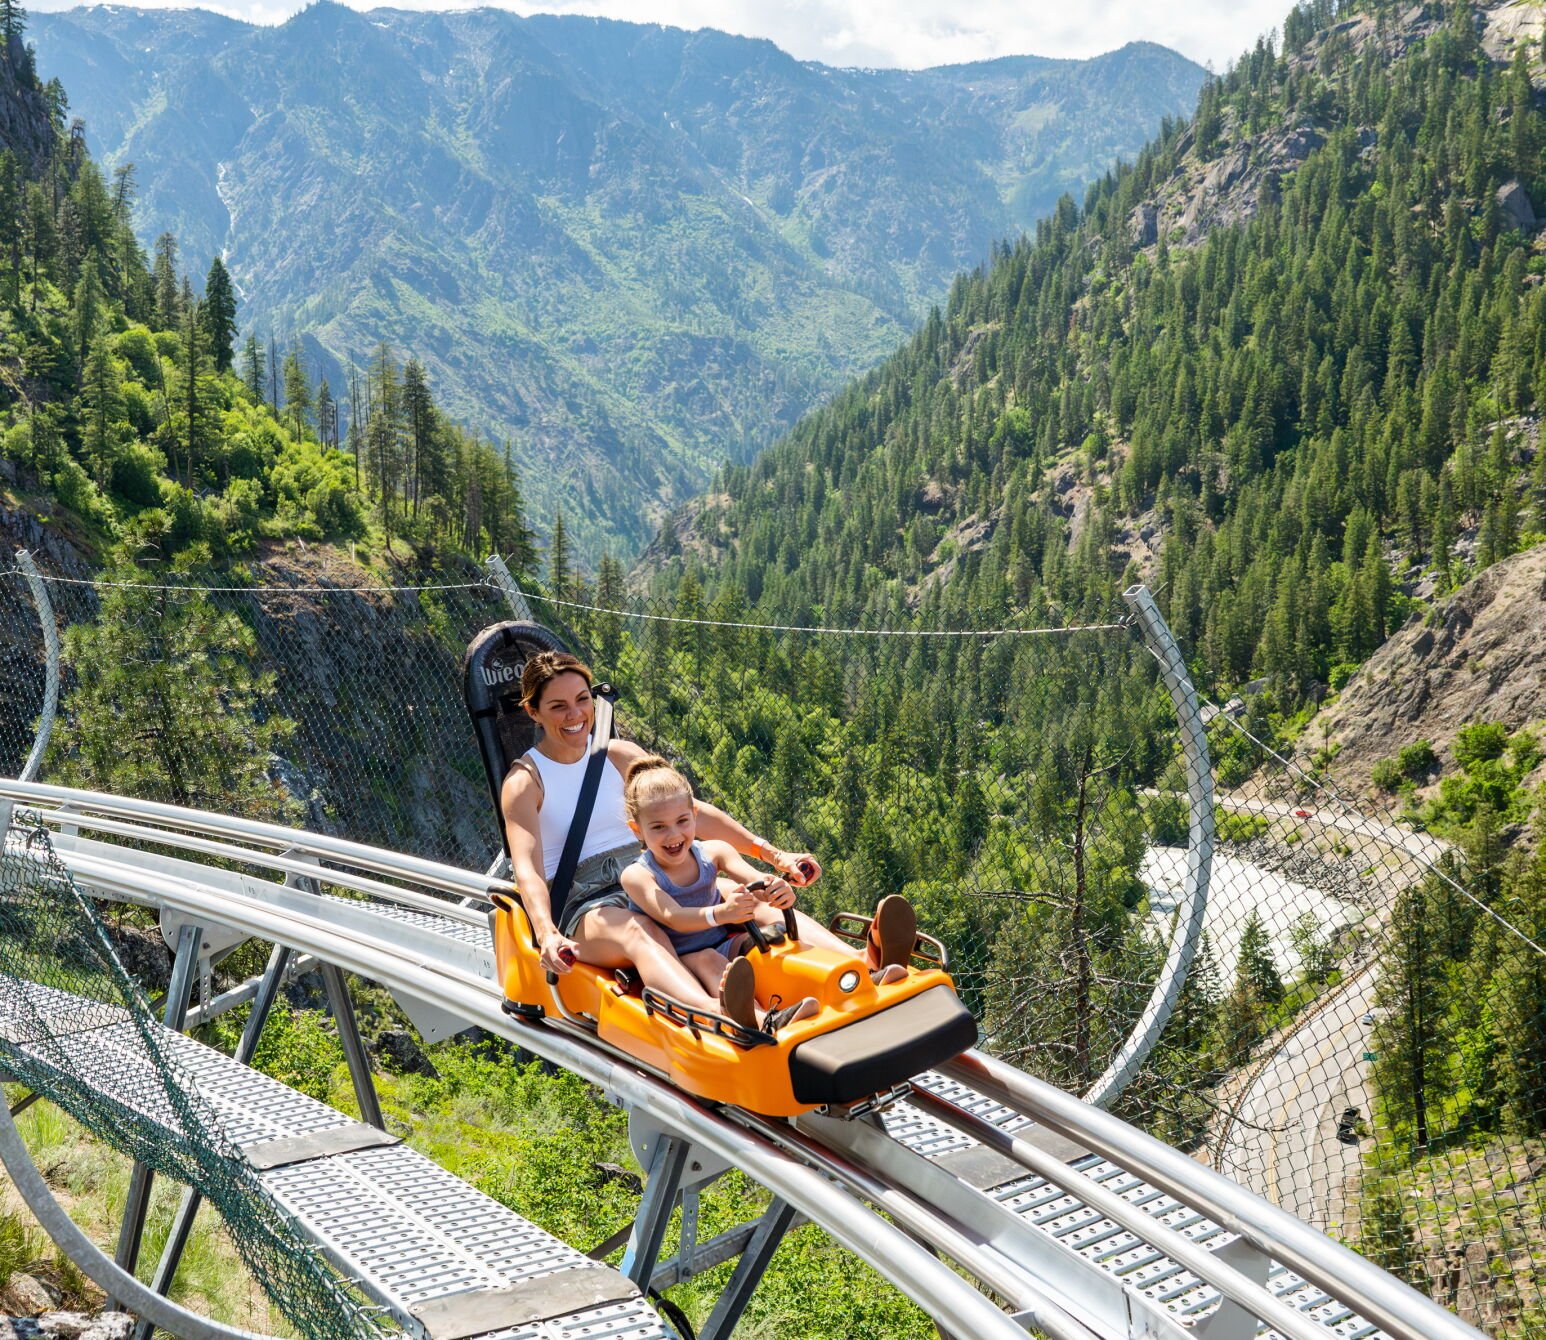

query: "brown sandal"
(867, 895), (916, 971)
(719, 956), (757, 1030)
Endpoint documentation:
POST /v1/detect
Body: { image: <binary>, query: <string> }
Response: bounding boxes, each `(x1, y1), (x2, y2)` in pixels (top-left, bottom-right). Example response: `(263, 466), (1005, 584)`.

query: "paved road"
(1214, 966), (1378, 1234)
(1218, 794), (1449, 864)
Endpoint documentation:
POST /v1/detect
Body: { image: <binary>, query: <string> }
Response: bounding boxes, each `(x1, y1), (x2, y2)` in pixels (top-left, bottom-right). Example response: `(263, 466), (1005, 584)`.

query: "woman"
(500, 649), (914, 1020)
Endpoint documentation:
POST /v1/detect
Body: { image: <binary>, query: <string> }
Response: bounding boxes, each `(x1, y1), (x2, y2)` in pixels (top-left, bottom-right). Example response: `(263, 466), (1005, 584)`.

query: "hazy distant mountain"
(33, 4), (1204, 554)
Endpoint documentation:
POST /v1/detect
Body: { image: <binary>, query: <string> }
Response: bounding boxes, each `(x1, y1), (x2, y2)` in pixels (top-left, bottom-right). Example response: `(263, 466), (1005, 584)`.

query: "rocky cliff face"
(0, 35), (53, 175)
(0, 519), (499, 867)
(1299, 542), (1546, 788)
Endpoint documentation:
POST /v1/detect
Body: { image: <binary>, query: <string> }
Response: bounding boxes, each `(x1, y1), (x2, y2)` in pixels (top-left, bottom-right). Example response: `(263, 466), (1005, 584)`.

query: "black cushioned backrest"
(462, 621), (574, 855)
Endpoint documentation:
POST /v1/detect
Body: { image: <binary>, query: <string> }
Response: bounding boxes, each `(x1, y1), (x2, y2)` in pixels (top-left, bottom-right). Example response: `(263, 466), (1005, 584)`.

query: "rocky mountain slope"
(1301, 538), (1546, 789)
(29, 5), (1203, 558)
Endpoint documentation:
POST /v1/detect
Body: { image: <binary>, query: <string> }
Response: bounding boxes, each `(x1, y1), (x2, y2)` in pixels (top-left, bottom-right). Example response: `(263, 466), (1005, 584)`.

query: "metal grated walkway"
(0, 976), (668, 1340)
(887, 1075), (1387, 1340)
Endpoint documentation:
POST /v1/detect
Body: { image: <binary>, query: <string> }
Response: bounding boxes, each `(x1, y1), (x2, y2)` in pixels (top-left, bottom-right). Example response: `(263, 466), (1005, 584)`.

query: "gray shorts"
(557, 844), (638, 938)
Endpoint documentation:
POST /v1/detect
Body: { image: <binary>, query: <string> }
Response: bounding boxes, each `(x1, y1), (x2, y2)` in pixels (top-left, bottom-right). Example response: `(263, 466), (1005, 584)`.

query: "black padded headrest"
(463, 620), (574, 855)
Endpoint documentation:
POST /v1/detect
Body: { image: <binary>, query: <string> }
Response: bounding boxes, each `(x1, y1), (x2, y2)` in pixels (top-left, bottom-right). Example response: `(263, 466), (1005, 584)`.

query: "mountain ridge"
(29, 4), (1204, 556)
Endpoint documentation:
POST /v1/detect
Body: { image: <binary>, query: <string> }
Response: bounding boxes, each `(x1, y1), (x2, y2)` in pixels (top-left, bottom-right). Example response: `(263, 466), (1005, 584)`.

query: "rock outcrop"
(1298, 543), (1546, 788)
(0, 36), (53, 176)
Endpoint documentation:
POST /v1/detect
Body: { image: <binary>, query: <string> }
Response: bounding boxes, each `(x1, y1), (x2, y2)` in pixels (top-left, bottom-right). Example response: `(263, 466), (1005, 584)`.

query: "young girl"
(620, 755), (822, 1034)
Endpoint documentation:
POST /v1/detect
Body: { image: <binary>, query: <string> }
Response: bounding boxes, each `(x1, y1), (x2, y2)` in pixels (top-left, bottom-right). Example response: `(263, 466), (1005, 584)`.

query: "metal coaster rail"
(0, 779), (1487, 1340)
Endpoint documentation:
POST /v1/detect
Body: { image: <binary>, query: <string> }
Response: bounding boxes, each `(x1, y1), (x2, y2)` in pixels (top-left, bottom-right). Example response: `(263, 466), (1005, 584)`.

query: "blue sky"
(31, 0), (1291, 70)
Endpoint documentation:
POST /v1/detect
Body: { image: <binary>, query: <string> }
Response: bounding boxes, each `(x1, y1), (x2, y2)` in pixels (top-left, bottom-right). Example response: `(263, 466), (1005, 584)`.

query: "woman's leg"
(573, 906), (721, 1013)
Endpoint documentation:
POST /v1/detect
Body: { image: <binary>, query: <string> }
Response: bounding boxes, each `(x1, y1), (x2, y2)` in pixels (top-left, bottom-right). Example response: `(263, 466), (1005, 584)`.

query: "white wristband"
(706, 903), (721, 927)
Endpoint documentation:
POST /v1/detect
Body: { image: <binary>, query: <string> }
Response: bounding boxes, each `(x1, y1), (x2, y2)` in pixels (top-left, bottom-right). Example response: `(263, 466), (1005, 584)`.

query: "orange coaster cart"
(464, 621), (977, 1118)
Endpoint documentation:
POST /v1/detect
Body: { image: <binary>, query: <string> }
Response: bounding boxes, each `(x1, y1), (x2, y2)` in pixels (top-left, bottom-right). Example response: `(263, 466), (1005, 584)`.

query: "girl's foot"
(870, 964), (908, 986)
(719, 956), (757, 1030)
(762, 995), (819, 1034)
(867, 895), (916, 972)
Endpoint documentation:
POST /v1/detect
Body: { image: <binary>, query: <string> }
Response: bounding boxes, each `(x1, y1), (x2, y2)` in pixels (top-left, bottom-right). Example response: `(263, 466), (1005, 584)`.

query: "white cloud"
(30, 0), (1291, 70)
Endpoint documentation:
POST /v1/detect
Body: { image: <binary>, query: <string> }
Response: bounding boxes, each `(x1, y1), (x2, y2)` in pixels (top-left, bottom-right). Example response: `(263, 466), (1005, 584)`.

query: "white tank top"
(524, 740), (635, 880)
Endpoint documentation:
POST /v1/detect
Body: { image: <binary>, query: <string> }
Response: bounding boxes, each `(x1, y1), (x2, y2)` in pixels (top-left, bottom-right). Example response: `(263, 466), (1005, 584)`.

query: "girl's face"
(528, 670), (594, 746)
(633, 792), (697, 866)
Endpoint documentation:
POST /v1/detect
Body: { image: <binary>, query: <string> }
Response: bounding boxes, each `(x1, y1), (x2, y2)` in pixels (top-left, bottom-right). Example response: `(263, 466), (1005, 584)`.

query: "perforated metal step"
(0, 977), (668, 1340)
(892, 1073), (1390, 1338)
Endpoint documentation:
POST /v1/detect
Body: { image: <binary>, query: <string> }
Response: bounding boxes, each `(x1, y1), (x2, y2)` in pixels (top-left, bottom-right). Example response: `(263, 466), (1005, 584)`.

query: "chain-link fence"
(4, 550), (1544, 1337)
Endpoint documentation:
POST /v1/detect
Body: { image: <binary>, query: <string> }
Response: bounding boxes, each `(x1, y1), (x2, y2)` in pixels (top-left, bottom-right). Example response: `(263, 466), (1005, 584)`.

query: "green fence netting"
(0, 811), (387, 1340)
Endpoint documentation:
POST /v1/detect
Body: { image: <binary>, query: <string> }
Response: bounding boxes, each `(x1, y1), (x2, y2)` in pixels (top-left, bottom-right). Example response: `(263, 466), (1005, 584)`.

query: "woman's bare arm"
(500, 764), (574, 971)
(694, 802), (823, 886)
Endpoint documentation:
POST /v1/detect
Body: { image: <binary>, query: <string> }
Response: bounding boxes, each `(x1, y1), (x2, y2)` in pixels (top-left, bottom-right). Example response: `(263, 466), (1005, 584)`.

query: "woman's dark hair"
(519, 650), (594, 712)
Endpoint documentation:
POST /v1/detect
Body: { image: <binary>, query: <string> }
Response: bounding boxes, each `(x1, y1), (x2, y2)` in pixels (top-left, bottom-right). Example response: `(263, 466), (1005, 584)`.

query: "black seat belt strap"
(547, 693), (616, 929)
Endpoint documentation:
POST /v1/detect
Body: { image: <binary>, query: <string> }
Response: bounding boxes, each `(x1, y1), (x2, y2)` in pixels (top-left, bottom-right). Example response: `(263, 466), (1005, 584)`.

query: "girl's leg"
(573, 907), (720, 1013)
(680, 947), (733, 999)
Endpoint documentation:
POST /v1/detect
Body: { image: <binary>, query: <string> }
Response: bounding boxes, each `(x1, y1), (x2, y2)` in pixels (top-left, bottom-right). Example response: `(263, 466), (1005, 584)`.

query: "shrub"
(1396, 740), (1437, 779)
(113, 324), (160, 383)
(111, 442), (164, 507)
(1371, 758), (1403, 791)
(1215, 810), (1269, 842)
(1453, 723), (1509, 769)
(1146, 791), (1188, 846)
(50, 458), (113, 527)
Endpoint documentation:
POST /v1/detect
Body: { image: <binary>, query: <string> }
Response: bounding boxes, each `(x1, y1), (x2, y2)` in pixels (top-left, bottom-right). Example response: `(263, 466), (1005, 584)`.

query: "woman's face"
(634, 792), (697, 867)
(528, 670), (594, 746)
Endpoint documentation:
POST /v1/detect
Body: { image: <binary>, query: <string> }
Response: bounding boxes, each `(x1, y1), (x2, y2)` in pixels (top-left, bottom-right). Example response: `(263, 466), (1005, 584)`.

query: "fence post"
(15, 550), (59, 784)
(1083, 584), (1214, 1109)
(484, 554), (534, 623)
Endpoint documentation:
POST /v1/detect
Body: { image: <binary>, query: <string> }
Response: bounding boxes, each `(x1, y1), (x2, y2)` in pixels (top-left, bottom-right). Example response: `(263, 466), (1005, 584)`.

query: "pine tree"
(241, 333), (265, 403)
(174, 280), (214, 487)
(45, 565), (296, 819)
(547, 512), (573, 606)
(1373, 874), (1452, 1149)
(201, 255), (237, 373)
(402, 357), (432, 517)
(316, 376), (336, 450)
(71, 252), (101, 381)
(1, 0), (26, 56)
(80, 337), (123, 485)
(267, 333), (279, 415)
(282, 340), (312, 440)
(1237, 909), (1283, 1004)
(152, 231), (179, 328)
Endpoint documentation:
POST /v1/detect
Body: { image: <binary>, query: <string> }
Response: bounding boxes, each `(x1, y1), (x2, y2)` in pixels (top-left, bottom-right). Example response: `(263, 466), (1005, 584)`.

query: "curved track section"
(0, 781), (1488, 1340)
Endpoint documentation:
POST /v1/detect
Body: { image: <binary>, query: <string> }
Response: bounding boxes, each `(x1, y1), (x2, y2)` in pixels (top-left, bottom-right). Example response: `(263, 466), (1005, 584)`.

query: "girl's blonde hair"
(624, 755), (694, 822)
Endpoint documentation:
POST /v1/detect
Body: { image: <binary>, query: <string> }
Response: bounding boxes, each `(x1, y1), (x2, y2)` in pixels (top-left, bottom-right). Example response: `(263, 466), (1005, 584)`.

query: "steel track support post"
(15, 549), (59, 785)
(111, 923), (202, 1303)
(697, 1197), (797, 1340)
(283, 853), (386, 1131)
(485, 554), (535, 623)
(321, 962), (385, 1131)
(620, 1134), (690, 1289)
(1083, 584), (1215, 1109)
(130, 943), (296, 1340)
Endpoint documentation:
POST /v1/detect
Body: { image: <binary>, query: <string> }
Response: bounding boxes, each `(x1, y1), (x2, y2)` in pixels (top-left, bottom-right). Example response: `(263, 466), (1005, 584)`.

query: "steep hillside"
(647, 0), (1545, 713)
(1300, 539), (1546, 788)
(30, 4), (1204, 557)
